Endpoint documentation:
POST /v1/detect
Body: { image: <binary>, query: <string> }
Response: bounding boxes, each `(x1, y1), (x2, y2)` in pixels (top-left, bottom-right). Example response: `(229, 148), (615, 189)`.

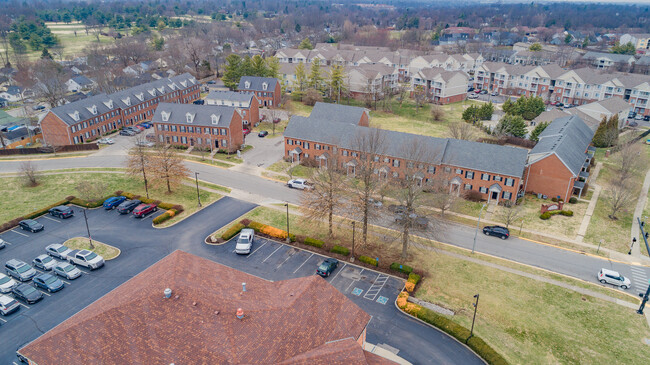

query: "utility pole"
(82, 209), (94, 250)
(284, 203), (290, 242)
(194, 172), (201, 207)
(629, 237), (636, 255)
(467, 294), (479, 343)
(638, 281), (650, 315)
(472, 204), (486, 254)
(351, 221), (356, 260)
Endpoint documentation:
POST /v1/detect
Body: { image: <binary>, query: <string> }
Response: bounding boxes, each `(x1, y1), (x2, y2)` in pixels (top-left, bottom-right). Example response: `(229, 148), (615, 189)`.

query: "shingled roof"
(310, 102), (369, 125)
(151, 103), (237, 128)
(238, 76), (279, 92)
(19, 250), (386, 365)
(205, 90), (256, 104)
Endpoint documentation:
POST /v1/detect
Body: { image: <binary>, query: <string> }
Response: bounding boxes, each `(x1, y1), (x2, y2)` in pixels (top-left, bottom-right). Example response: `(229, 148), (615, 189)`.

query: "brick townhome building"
(18, 250), (394, 364)
(238, 76), (281, 108)
(524, 115), (595, 201)
(151, 103), (244, 152)
(284, 103), (527, 203)
(204, 90), (260, 128)
(40, 73), (200, 145)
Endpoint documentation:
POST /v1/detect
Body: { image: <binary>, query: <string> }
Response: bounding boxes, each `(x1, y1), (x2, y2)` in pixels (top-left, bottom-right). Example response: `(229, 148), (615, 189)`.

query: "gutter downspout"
(564, 175), (575, 202)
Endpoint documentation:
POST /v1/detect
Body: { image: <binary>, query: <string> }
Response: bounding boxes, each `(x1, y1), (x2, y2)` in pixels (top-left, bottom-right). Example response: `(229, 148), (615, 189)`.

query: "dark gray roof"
(528, 115), (594, 176)
(4, 86), (21, 95)
(151, 102), (236, 128)
(205, 90), (255, 104)
(237, 76), (279, 92)
(582, 51), (635, 63)
(71, 75), (94, 86)
(284, 116), (527, 178)
(310, 102), (368, 125)
(50, 73), (196, 126)
(4, 126), (29, 141)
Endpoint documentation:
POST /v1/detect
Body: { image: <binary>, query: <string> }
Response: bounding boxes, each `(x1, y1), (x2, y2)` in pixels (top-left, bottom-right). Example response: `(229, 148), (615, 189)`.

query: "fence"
(0, 144), (99, 156)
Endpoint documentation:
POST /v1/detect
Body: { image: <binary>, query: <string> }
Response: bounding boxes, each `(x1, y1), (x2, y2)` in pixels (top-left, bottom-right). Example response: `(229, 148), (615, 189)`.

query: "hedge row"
(540, 210), (574, 220)
(397, 292), (508, 365)
(221, 223), (245, 240)
(330, 245), (350, 256)
(152, 209), (178, 225)
(303, 237), (324, 248)
(245, 220), (296, 242)
(390, 262), (414, 275)
(115, 191), (184, 225)
(405, 272), (422, 292)
(0, 198), (73, 232)
(359, 255), (378, 266)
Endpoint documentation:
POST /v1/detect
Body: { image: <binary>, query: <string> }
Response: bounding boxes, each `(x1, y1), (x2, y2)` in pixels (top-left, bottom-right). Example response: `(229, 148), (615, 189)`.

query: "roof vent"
(236, 308), (244, 319)
(164, 288), (172, 298)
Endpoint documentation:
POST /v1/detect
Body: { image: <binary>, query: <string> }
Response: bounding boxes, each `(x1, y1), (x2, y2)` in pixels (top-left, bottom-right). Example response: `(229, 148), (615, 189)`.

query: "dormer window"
(148, 88), (156, 96)
(168, 83), (176, 90)
(186, 112), (194, 123)
(189, 77), (197, 84)
(180, 80), (187, 88)
(161, 111), (170, 122)
(262, 82), (268, 90)
(103, 99), (114, 109)
(244, 81), (251, 89)
(90, 105), (97, 115)
(211, 114), (220, 124)
(70, 110), (80, 121)
(157, 87), (165, 94)
(135, 92), (144, 101)
(122, 97), (131, 106)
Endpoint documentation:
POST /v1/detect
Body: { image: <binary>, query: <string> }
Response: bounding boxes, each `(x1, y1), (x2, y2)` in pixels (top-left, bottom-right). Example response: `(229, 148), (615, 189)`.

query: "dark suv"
(482, 225), (510, 240)
(117, 199), (141, 214)
(48, 205), (74, 218)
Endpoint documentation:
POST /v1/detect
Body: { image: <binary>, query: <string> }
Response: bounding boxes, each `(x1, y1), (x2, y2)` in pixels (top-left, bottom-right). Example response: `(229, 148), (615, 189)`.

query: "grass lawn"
(0, 173), (222, 225)
(181, 155), (233, 168)
(0, 152), (92, 161)
(266, 160), (314, 179)
(252, 120), (288, 137)
(188, 150), (243, 164)
(63, 237), (120, 260)
(8, 26), (115, 62)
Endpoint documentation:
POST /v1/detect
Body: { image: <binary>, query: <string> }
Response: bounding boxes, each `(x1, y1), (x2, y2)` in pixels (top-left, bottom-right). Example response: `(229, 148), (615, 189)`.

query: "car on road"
(139, 122), (152, 129)
(45, 244), (72, 260)
(97, 138), (115, 144)
(0, 238), (6, 249)
(316, 258), (339, 277)
(133, 203), (157, 218)
(597, 268), (631, 289)
(235, 228), (255, 255)
(66, 250), (105, 270)
(48, 205), (74, 219)
(467, 93), (478, 99)
(635, 114), (644, 120)
(32, 273), (64, 293)
(0, 273), (17, 293)
(5, 259), (37, 282)
(117, 199), (141, 214)
(12, 284), (43, 304)
(135, 140), (155, 147)
(388, 204), (411, 214)
(134, 125), (146, 131)
(32, 105), (46, 111)
(482, 225), (510, 239)
(119, 129), (136, 136)
(480, 90), (488, 94)
(368, 198), (383, 208)
(32, 255), (58, 271)
(629, 111), (637, 118)
(258, 130), (269, 137)
(467, 87), (474, 92)
(18, 219), (44, 232)
(103, 196), (127, 209)
(287, 178), (312, 190)
(52, 262), (82, 280)
(0, 294), (20, 315)
(644, 115), (650, 122)
(474, 89), (481, 94)
(629, 121), (639, 127)
(125, 126), (142, 134)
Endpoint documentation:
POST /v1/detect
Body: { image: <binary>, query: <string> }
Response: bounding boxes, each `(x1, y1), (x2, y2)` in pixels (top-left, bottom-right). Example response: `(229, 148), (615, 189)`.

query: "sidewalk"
(576, 162), (602, 243)
(631, 169), (650, 259)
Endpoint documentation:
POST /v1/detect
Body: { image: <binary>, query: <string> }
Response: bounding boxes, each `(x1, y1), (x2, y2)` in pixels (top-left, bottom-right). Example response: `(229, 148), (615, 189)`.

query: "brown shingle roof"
(19, 250), (383, 364)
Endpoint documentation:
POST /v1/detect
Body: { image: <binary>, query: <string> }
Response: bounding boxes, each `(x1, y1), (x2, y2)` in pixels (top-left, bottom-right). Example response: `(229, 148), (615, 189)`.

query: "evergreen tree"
(240, 56), (254, 77)
(328, 64), (347, 103)
(529, 121), (549, 142)
(298, 37), (313, 50)
(496, 114), (527, 138)
(308, 58), (323, 90)
(591, 116), (609, 147)
(266, 56), (280, 78)
(462, 105), (480, 124)
(294, 62), (307, 91)
(40, 47), (52, 59)
(222, 54), (243, 90)
(502, 98), (515, 114)
(479, 102), (494, 120)
(529, 43), (542, 51)
(251, 55), (267, 77)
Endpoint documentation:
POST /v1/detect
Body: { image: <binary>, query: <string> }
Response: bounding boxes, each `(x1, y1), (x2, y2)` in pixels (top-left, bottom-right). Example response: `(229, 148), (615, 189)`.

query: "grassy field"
(63, 237), (120, 260)
(266, 160), (314, 179)
(0, 173), (222, 225)
(187, 150), (243, 164)
(217, 205), (648, 364)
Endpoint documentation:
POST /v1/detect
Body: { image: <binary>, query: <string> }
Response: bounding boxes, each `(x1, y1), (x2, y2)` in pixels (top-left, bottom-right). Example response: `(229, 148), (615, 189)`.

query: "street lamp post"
(284, 203), (290, 242)
(598, 239), (603, 254)
(82, 209), (94, 250)
(467, 294), (479, 343)
(472, 204), (487, 254)
(194, 172), (201, 207)
(637, 281), (650, 315)
(351, 221), (356, 260)
(628, 237), (636, 255)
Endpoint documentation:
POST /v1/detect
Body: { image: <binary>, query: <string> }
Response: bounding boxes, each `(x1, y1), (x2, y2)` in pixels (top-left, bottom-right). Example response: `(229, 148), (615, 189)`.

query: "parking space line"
(346, 280), (356, 292)
(277, 251), (295, 268)
(42, 216), (61, 223)
(18, 302), (30, 309)
(363, 274), (389, 301)
(293, 253), (314, 273)
(61, 279), (71, 285)
(11, 230), (28, 237)
(262, 245), (283, 263)
(78, 269), (90, 275)
(248, 241), (268, 258)
(38, 290), (51, 297)
(330, 263), (347, 282)
(2, 240), (11, 245)
(0, 317), (7, 323)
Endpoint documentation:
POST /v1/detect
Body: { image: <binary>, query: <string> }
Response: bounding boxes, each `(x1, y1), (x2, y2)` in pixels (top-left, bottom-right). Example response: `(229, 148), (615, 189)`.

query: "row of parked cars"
(103, 196), (158, 217)
(119, 122), (152, 136)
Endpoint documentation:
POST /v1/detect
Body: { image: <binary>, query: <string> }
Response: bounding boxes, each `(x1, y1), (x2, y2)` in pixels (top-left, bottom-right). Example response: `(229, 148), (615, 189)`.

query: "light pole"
(637, 281), (650, 315)
(284, 203), (290, 242)
(472, 204), (487, 254)
(351, 221), (356, 260)
(598, 239), (603, 254)
(82, 209), (94, 250)
(628, 237), (636, 255)
(194, 172), (201, 207)
(467, 293), (479, 343)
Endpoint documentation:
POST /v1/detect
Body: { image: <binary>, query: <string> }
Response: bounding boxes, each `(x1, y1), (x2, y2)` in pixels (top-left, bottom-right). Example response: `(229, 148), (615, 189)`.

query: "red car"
(132, 203), (157, 218)
(134, 125), (146, 131)
(474, 89), (481, 93)
(243, 128), (251, 136)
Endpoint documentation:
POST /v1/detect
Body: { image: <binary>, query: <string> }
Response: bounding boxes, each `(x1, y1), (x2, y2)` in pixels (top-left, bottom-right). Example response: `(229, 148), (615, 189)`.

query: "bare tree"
(497, 201), (522, 229)
(126, 137), (153, 199)
(428, 168), (458, 216)
(32, 59), (68, 107)
(20, 161), (39, 187)
(606, 179), (633, 220)
(151, 144), (191, 193)
(112, 36), (151, 67)
(447, 121), (476, 141)
(431, 105), (445, 122)
(611, 141), (647, 184)
(413, 85), (426, 111)
(397, 81), (410, 106)
(182, 37), (208, 75)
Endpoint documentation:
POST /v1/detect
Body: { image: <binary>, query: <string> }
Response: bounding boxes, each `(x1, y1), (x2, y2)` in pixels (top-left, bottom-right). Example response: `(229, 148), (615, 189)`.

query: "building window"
(196, 127), (201, 133)
(505, 178), (515, 187)
(392, 172), (399, 178)
(427, 166), (436, 174)
(455, 168), (462, 174)
(479, 187), (488, 194)
(493, 176), (502, 182)
(181, 136), (187, 144)
(171, 125), (177, 132)
(481, 173), (490, 181)
(222, 140), (227, 148)
(159, 135), (164, 142)
(465, 171), (474, 179)
(188, 126), (194, 133)
(384, 157), (390, 163)
(408, 162), (414, 168)
(157, 124), (162, 131)
(180, 126), (186, 132)
(343, 150), (348, 156)
(464, 184), (472, 190)
(288, 139), (293, 145)
(393, 160), (400, 167)
(503, 191), (512, 200)
(172, 136), (179, 142)
(304, 142), (310, 149)
(444, 167), (451, 173)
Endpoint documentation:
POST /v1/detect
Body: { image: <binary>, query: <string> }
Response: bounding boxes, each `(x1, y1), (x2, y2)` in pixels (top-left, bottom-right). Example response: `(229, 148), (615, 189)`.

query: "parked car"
(597, 268), (630, 289)
(52, 262), (82, 280)
(0, 294), (20, 315)
(628, 111), (637, 118)
(133, 125), (146, 131)
(32, 255), (58, 271)
(119, 129), (136, 136)
(388, 204), (412, 214)
(12, 284), (43, 304)
(18, 219), (44, 232)
(316, 258), (339, 277)
(555, 102), (564, 107)
(66, 250), (105, 270)
(45, 244), (72, 260)
(474, 89), (481, 94)
(243, 128), (251, 135)
(235, 228), (255, 254)
(467, 93), (479, 99)
(32, 273), (64, 293)
(133, 203), (158, 218)
(96, 138), (115, 144)
(635, 114), (644, 120)
(32, 105), (45, 111)
(258, 130), (269, 137)
(490, 91), (499, 96)
(193, 99), (205, 105)
(5, 259), (37, 282)
(117, 199), (141, 214)
(0, 238), (6, 250)
(482, 225), (510, 239)
(644, 116), (650, 122)
(629, 121), (639, 127)
(480, 90), (488, 94)
(48, 205), (74, 219)
(125, 126), (142, 134)
(287, 178), (312, 190)
(0, 273), (17, 294)
(141, 122), (152, 129)
(135, 140), (155, 147)
(467, 87), (474, 92)
(103, 196), (127, 209)
(145, 134), (156, 141)
(368, 198), (383, 208)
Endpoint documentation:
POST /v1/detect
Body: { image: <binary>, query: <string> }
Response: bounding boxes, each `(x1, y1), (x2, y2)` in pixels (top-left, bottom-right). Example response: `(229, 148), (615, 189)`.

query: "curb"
(152, 196), (224, 230)
(64, 237), (122, 261)
(203, 210), (258, 245)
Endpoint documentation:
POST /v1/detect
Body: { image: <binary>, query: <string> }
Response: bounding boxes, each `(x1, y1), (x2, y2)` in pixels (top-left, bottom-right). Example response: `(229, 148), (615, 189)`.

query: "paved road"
(0, 198), (482, 365)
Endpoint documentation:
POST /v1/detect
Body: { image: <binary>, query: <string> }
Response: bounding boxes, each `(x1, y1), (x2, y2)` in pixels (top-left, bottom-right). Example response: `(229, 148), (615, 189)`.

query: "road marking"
(346, 280), (357, 292)
(293, 253), (314, 273)
(376, 296), (389, 305)
(352, 287), (363, 296)
(0, 317), (7, 323)
(277, 250), (295, 269)
(38, 290), (51, 296)
(17, 302), (30, 309)
(11, 230), (28, 237)
(78, 269), (90, 275)
(42, 216), (60, 223)
(330, 263), (347, 282)
(262, 245), (283, 263)
(2, 240), (11, 245)
(247, 241), (267, 258)
(364, 274), (389, 301)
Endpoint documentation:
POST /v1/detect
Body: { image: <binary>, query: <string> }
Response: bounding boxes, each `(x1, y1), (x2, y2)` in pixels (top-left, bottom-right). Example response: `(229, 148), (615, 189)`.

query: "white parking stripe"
(18, 302), (30, 309)
(0, 317), (7, 323)
(364, 274), (389, 301)
(293, 253), (314, 274)
(78, 269), (90, 275)
(330, 263), (347, 282)
(262, 245), (283, 263)
(11, 230), (28, 237)
(42, 216), (61, 223)
(38, 290), (51, 297)
(277, 252), (294, 268)
(247, 241), (268, 258)
(2, 240), (11, 245)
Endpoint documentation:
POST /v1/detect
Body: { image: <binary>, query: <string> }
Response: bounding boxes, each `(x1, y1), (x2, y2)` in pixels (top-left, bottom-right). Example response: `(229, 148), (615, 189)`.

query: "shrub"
(248, 221), (266, 232)
(158, 202), (175, 210)
(405, 281), (416, 292)
(464, 190), (484, 202)
(289, 233), (296, 242)
(261, 225), (289, 240)
(295, 234), (306, 243)
(560, 210), (574, 217)
(114, 190), (123, 196)
(221, 223), (245, 240)
(359, 255), (378, 266)
(540, 212), (551, 220)
(551, 197), (558, 202)
(172, 205), (184, 213)
(568, 197), (578, 204)
(330, 245), (350, 256)
(22, 199), (71, 220)
(408, 272), (421, 285)
(0, 218), (24, 232)
(303, 237), (324, 248)
(152, 200), (162, 206)
(153, 212), (173, 225)
(121, 192), (136, 199)
(239, 218), (252, 226)
(390, 262), (414, 275)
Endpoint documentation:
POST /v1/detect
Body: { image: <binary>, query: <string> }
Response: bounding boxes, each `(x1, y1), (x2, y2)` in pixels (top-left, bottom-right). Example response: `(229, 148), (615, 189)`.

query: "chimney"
(242, 282), (246, 292)
(164, 288), (172, 299)
(236, 308), (244, 319)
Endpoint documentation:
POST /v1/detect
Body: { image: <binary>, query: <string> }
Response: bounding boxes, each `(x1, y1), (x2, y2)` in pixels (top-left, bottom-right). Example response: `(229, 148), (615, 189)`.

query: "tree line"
(222, 54), (280, 90)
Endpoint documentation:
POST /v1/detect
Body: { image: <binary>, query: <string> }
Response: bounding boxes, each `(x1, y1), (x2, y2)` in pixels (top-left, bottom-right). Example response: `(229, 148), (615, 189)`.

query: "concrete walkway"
(631, 169), (650, 258)
(576, 162), (602, 243)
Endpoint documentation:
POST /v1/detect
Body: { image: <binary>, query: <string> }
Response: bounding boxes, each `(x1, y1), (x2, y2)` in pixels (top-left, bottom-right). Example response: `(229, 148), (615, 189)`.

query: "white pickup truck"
(66, 250), (105, 270)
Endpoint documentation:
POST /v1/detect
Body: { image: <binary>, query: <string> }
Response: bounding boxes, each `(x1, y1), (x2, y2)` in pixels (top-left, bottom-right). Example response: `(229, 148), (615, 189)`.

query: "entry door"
(491, 191), (498, 200)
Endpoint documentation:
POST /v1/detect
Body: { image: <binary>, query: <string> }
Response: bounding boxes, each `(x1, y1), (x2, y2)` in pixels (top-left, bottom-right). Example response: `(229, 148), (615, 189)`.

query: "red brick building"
(204, 90), (260, 129)
(238, 76), (281, 108)
(151, 103), (244, 152)
(40, 73), (200, 145)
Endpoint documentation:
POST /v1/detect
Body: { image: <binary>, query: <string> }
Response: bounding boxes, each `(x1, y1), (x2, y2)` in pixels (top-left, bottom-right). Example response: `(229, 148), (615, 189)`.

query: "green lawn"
(266, 160), (314, 179)
(188, 150), (243, 164)
(8, 26), (115, 62)
(64, 237), (120, 260)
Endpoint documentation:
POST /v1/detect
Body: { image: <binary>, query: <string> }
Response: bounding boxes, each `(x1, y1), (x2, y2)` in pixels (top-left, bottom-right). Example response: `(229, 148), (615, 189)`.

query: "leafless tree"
(397, 81), (410, 106)
(413, 85), (426, 111)
(0, 14), (11, 67)
(428, 168), (458, 216)
(126, 137), (153, 199)
(20, 161), (39, 187)
(447, 121), (476, 141)
(611, 141), (647, 184)
(431, 105), (445, 122)
(606, 179), (633, 220)
(32, 59), (68, 107)
(497, 201), (522, 229)
(182, 37), (208, 75)
(151, 144), (191, 193)
(112, 36), (151, 67)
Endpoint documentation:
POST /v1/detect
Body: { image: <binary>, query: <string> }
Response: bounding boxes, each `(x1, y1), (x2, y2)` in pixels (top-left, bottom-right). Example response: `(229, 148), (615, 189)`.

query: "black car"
(12, 284), (43, 304)
(32, 273), (64, 293)
(48, 205), (74, 219)
(117, 199), (141, 214)
(482, 225), (510, 240)
(644, 116), (650, 122)
(258, 130), (269, 137)
(193, 99), (205, 105)
(18, 219), (44, 232)
(316, 258), (339, 277)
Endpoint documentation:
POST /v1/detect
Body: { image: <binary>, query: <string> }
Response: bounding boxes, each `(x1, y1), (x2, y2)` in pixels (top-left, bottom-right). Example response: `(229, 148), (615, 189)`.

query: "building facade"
(205, 90), (260, 128)
(237, 76), (281, 108)
(411, 68), (469, 104)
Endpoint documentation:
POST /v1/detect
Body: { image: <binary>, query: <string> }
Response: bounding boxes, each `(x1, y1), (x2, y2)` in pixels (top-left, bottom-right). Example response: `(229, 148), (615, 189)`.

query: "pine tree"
(298, 37), (313, 50)
(502, 98), (515, 114)
(328, 64), (347, 103)
(529, 121), (549, 142)
(308, 58), (323, 91)
(496, 114), (527, 138)
(266, 57), (280, 78)
(222, 54), (242, 90)
(240, 56), (254, 77)
(251, 55), (268, 77)
(40, 47), (52, 60)
(294, 62), (307, 91)
(591, 116), (608, 147)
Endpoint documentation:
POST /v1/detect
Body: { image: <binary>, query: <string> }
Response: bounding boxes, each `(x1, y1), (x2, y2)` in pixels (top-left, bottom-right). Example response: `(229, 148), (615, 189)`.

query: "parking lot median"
(63, 237), (120, 260)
